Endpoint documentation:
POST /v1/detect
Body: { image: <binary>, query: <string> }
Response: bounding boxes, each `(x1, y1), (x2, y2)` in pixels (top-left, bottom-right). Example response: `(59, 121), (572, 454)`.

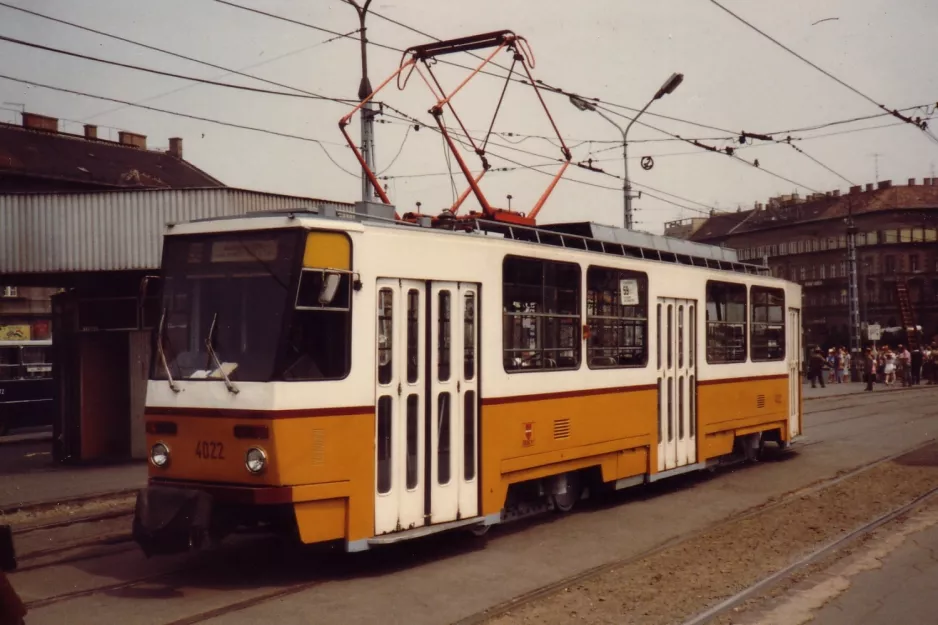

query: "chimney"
(925, 178), (933, 187)
(84, 124), (97, 140)
(168, 137), (183, 159)
(908, 177), (916, 186)
(865, 183), (874, 192)
(932, 177), (938, 185)
(832, 189), (841, 197)
(877, 179), (892, 189)
(22, 112), (59, 132)
(850, 185), (861, 194)
(118, 131), (147, 149)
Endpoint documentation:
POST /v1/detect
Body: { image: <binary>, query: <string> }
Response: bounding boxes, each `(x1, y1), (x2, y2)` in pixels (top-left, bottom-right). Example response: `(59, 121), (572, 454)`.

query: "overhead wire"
(708, 0), (938, 146)
(0, 1), (358, 105)
(0, 34), (359, 104)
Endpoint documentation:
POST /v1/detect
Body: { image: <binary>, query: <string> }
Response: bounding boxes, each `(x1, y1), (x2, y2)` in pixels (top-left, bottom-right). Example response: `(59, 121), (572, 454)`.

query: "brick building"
(675, 179), (938, 351)
(0, 111), (225, 337)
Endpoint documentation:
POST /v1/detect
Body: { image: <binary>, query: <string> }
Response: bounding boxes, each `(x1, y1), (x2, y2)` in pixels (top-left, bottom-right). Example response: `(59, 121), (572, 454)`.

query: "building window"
(810, 265), (816, 280)
(885, 255), (896, 274)
(705, 281), (747, 364)
(819, 265), (826, 279)
(910, 254), (920, 273)
(840, 261), (847, 277)
(586, 266), (648, 369)
(900, 228), (912, 243)
(884, 230), (898, 244)
(750, 286), (785, 361)
(912, 228), (925, 243)
(868, 231), (879, 245)
(800, 266), (806, 281)
(857, 232), (867, 246)
(503, 256), (581, 371)
(926, 229), (937, 242)
(840, 289), (848, 305)
(780, 242), (789, 255)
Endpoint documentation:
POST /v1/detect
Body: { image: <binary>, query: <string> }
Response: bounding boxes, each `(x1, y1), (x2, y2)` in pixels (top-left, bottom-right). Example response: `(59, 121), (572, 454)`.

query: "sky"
(2, 0), (937, 234)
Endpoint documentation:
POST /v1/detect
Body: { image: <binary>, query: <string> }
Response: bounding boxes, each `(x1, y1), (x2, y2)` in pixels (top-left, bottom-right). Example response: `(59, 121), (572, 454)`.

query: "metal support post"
(846, 207), (861, 381)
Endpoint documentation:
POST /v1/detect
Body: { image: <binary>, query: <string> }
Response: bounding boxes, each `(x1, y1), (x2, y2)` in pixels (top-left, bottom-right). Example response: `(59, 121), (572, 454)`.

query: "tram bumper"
(132, 486), (213, 557)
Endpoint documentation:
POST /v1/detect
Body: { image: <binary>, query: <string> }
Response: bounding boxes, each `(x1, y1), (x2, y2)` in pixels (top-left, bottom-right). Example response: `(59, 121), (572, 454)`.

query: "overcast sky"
(2, 0), (937, 233)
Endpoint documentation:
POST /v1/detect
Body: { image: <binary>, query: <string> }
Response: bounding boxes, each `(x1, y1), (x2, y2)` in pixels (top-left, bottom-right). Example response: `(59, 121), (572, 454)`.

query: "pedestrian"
(897, 344), (911, 387)
(911, 345), (923, 385)
(833, 348), (844, 384)
(809, 348), (827, 388)
(883, 347), (897, 385)
(842, 347), (852, 382)
(930, 343), (938, 384)
(864, 347), (875, 391)
(0, 525), (26, 625)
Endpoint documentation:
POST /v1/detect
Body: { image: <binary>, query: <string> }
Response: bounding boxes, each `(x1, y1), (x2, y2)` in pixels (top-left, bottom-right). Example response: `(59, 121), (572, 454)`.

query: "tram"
(132, 29), (802, 556)
(132, 209), (802, 555)
(0, 339), (54, 436)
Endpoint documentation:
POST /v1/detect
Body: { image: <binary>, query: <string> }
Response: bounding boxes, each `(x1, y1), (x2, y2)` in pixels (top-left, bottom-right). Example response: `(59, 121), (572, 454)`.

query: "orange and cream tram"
(132, 29), (802, 556)
(132, 208), (802, 555)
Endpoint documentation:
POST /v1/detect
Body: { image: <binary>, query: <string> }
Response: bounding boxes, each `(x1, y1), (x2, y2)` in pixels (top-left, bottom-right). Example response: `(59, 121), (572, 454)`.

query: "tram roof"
(177, 204), (767, 276)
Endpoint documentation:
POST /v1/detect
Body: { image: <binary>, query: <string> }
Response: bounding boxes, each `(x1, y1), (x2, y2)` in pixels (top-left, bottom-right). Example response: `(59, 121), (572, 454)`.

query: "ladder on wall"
(895, 278), (920, 349)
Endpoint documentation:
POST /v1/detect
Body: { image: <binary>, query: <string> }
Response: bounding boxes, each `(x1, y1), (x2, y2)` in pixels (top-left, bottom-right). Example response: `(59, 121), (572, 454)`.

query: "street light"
(569, 72), (684, 230)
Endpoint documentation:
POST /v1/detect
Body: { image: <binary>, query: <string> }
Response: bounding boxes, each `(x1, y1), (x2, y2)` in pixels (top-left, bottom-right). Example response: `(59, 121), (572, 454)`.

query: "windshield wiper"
(156, 309), (180, 393)
(205, 312), (240, 395)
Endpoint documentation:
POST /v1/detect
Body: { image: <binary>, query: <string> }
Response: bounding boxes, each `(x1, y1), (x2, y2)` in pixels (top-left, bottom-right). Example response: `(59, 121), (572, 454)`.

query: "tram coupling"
(132, 485), (214, 557)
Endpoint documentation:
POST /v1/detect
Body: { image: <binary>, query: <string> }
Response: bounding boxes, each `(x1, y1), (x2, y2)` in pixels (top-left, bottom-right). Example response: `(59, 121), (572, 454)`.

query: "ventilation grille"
(312, 429), (326, 465)
(553, 418), (571, 440)
(756, 394), (766, 409)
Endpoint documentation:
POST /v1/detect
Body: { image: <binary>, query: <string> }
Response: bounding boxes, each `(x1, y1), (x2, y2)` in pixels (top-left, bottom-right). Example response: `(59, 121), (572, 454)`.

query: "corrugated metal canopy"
(0, 188), (351, 274)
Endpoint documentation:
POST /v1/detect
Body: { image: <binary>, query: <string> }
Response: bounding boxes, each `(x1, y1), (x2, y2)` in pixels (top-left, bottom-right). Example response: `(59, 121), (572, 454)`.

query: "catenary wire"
(0, 2), (357, 105)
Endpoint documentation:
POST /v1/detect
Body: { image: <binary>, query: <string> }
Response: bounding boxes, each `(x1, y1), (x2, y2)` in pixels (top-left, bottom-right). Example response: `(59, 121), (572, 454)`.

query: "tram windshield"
(153, 229), (301, 383)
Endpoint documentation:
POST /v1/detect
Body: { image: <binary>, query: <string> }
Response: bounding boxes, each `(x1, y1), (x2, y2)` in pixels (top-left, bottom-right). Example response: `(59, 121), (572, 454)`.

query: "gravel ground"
(487, 445), (938, 625)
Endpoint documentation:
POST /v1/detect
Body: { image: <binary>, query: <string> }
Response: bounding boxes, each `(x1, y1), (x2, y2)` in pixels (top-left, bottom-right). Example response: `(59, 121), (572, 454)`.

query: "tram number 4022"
(195, 441), (225, 460)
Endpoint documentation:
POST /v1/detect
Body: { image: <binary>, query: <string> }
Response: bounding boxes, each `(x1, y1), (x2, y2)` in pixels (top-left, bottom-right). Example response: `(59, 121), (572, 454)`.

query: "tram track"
(451, 438), (938, 625)
(677, 483), (938, 625)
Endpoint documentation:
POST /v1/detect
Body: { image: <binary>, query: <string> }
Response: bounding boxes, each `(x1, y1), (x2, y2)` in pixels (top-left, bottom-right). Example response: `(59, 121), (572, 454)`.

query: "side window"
(464, 292), (476, 380)
(705, 281), (747, 364)
(585, 266), (648, 369)
(377, 288), (393, 385)
(503, 256), (581, 371)
(438, 290), (451, 382)
(406, 289), (419, 383)
(750, 286), (785, 361)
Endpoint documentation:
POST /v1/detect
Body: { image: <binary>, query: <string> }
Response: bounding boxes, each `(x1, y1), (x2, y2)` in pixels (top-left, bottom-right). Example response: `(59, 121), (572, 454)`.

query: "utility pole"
(344, 0), (376, 202)
(846, 200), (861, 380)
(569, 73), (683, 230)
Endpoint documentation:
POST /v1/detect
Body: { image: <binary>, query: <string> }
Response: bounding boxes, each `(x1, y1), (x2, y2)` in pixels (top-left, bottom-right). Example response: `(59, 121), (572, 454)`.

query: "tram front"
(133, 217), (369, 555)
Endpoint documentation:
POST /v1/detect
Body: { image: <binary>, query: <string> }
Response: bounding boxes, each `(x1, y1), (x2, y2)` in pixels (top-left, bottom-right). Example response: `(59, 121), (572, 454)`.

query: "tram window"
(656, 304), (662, 370)
(464, 292), (476, 380)
(438, 291), (451, 382)
(377, 396), (392, 494)
(705, 281), (747, 364)
(689, 305), (696, 365)
(503, 256), (581, 372)
(750, 286), (785, 361)
(667, 377), (673, 442)
(437, 393), (451, 484)
(464, 391), (476, 481)
(678, 376), (684, 439)
(377, 289), (393, 385)
(689, 374), (696, 437)
(656, 377), (662, 442)
(667, 305), (673, 369)
(585, 267), (648, 369)
(678, 306), (684, 369)
(406, 394), (419, 490)
(406, 290), (419, 384)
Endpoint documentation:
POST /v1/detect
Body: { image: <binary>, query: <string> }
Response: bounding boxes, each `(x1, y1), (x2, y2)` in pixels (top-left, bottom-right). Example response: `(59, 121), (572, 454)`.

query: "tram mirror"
(295, 269), (351, 311)
(319, 273), (341, 305)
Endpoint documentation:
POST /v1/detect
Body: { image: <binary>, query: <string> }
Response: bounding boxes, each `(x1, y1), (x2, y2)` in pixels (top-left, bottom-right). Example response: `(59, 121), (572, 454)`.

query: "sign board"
(0, 325), (30, 341)
(867, 324), (882, 341)
(619, 279), (639, 306)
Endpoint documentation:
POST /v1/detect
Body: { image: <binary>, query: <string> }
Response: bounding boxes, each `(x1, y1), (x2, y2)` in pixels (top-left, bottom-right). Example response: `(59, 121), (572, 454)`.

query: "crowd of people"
(807, 343), (938, 391)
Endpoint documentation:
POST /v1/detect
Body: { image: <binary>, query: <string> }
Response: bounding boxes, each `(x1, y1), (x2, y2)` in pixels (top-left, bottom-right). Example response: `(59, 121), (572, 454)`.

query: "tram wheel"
(552, 474), (581, 513)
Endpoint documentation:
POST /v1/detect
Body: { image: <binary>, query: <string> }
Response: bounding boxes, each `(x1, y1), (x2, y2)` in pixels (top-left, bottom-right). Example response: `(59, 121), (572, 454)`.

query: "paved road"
(13, 387), (938, 625)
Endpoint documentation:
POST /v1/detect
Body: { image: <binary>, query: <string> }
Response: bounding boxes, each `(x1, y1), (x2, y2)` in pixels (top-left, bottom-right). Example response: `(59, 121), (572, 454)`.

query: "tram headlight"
(245, 447), (268, 474)
(150, 442), (170, 468)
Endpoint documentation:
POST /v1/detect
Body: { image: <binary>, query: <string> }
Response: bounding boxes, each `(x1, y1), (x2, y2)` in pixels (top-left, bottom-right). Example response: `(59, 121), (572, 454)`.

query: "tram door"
(374, 279), (479, 536)
(656, 298), (698, 472)
(787, 307), (802, 438)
